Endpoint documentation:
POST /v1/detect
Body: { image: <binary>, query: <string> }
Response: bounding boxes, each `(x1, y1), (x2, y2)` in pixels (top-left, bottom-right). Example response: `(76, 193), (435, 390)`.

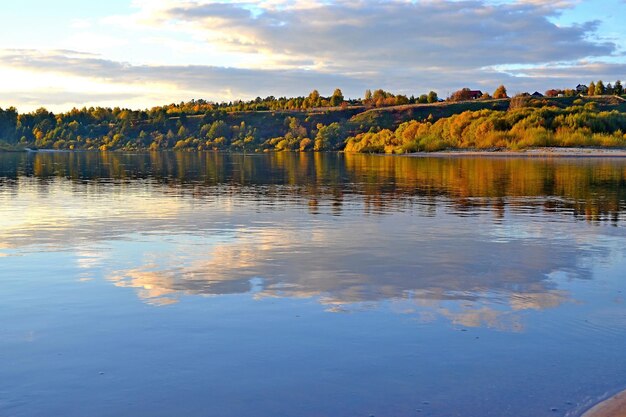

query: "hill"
(1, 95), (626, 152)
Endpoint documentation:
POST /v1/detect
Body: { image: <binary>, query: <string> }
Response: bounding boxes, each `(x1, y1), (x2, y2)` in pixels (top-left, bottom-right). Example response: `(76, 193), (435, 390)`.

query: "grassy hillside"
(345, 99), (626, 153)
(348, 99), (511, 132)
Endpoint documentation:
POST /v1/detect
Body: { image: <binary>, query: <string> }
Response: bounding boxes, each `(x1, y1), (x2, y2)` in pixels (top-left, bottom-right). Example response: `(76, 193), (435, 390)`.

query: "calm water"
(1, 152), (626, 417)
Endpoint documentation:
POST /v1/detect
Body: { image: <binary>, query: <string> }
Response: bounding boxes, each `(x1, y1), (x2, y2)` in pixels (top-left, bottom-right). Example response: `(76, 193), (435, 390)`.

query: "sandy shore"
(410, 147), (626, 157)
(583, 390), (626, 417)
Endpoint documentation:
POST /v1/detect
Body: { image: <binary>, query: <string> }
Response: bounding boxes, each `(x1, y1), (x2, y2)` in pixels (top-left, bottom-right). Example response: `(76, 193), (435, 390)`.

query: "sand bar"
(410, 147), (626, 157)
(583, 390), (626, 417)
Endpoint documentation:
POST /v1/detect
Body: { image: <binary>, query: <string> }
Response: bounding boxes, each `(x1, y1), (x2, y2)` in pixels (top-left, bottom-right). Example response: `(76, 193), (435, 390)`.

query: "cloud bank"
(0, 0), (624, 111)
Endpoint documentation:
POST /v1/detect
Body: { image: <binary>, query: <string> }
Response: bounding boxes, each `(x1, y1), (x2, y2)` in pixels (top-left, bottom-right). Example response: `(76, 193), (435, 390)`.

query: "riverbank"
(583, 389), (626, 417)
(0, 144), (27, 152)
(5, 146), (626, 157)
(409, 147), (626, 157)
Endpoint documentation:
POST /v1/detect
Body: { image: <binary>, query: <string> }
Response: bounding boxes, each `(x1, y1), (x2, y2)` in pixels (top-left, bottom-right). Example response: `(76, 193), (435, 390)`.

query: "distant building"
(531, 91), (544, 98)
(468, 90), (483, 100)
(576, 84), (588, 94)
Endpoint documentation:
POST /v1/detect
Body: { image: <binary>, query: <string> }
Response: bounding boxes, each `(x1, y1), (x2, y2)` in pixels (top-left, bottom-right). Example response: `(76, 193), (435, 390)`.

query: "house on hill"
(576, 84), (588, 94)
(531, 91), (544, 98)
(468, 90), (483, 100)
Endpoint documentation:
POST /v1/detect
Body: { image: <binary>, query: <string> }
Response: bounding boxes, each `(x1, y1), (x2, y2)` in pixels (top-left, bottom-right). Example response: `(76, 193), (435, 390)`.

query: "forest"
(1, 83), (626, 153)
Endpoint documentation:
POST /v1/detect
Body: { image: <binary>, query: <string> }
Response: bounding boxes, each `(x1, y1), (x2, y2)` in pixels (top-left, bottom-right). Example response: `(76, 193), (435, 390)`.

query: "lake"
(1, 151), (625, 417)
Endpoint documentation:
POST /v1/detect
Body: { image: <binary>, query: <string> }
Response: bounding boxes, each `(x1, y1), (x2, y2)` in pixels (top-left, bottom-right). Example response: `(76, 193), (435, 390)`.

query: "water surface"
(1, 152), (625, 417)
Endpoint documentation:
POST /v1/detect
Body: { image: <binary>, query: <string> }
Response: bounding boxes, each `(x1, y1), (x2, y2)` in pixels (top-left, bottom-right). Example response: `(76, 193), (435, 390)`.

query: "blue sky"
(0, 0), (625, 112)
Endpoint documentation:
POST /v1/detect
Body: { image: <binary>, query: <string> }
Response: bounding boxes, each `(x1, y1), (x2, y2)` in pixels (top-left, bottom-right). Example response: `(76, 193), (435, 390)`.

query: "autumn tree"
(588, 81), (596, 96)
(449, 88), (471, 101)
(595, 80), (605, 95)
(308, 90), (321, 107)
(299, 138), (312, 151)
(493, 85), (508, 99)
(372, 89), (387, 101)
(286, 117), (307, 139)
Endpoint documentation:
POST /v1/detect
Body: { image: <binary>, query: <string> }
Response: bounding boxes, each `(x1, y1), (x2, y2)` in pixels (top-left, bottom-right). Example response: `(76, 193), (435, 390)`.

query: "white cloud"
(0, 48), (368, 111)
(0, 0), (624, 111)
(153, 0), (614, 70)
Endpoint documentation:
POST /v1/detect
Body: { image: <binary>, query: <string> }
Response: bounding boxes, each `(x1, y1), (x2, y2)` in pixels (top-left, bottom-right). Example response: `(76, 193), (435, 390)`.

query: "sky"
(0, 0), (625, 112)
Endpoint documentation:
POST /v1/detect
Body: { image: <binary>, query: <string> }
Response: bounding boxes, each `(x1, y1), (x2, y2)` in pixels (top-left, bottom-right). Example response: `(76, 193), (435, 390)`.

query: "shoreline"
(582, 389), (626, 417)
(5, 147), (626, 157)
(408, 147), (626, 158)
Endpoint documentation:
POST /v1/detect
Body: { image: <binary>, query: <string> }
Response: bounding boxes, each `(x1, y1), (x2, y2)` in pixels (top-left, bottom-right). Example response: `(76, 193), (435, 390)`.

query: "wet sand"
(411, 148), (626, 157)
(583, 390), (626, 417)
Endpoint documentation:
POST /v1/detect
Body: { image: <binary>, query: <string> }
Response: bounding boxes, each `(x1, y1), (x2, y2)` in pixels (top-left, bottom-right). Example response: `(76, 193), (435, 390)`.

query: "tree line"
(1, 82), (625, 152)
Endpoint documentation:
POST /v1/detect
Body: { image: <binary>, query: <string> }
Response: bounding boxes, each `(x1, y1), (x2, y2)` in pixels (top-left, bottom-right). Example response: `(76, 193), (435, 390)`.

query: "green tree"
(396, 95), (409, 105)
(0, 107), (18, 144)
(206, 120), (230, 140)
(314, 122), (343, 151)
(330, 89), (344, 107)
(595, 80), (605, 95)
(427, 91), (439, 103)
(137, 130), (150, 146)
(615, 80), (623, 96)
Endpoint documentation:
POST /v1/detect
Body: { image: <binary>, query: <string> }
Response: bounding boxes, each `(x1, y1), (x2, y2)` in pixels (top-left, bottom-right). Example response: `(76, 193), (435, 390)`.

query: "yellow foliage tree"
(493, 85), (508, 99)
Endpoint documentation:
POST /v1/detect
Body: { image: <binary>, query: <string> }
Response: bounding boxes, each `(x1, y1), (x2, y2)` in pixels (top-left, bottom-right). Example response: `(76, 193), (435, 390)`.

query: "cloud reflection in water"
(2, 152), (624, 332)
